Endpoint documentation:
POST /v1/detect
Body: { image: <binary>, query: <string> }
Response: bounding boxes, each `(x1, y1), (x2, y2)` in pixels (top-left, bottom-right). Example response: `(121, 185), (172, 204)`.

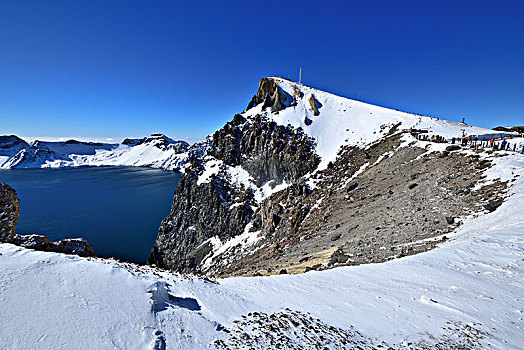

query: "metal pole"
(299, 68), (302, 84)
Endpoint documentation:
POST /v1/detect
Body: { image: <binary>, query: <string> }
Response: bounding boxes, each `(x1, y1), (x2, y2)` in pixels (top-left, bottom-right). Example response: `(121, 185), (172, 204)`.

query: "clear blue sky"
(1, 0), (523, 141)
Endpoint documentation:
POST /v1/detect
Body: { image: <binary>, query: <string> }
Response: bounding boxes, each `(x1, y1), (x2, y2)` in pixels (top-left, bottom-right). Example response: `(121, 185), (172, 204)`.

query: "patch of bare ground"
(216, 135), (509, 277)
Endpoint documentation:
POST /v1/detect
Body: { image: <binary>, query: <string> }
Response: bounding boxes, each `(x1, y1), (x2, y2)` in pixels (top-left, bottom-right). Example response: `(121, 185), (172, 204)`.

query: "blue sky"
(1, 0), (522, 142)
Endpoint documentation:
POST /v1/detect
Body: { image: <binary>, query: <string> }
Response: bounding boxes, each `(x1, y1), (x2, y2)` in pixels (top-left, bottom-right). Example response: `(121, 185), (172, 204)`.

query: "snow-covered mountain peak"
(122, 133), (189, 151)
(0, 134), (191, 170)
(244, 76), (515, 168)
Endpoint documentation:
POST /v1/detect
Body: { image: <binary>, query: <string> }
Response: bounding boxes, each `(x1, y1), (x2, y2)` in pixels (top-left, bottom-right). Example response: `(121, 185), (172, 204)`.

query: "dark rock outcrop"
(445, 145), (461, 152)
(148, 110), (320, 272)
(0, 135), (29, 156)
(148, 171), (255, 270)
(12, 234), (95, 257)
(484, 200), (503, 212)
(0, 182), (20, 242)
(208, 114), (319, 186)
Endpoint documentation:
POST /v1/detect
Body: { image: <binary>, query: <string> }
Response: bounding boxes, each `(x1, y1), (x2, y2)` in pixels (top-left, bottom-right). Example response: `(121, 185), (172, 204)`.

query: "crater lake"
(0, 166), (181, 263)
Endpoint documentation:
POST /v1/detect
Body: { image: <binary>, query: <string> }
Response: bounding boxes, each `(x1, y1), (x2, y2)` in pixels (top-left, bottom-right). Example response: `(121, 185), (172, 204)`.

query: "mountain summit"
(148, 77), (518, 276)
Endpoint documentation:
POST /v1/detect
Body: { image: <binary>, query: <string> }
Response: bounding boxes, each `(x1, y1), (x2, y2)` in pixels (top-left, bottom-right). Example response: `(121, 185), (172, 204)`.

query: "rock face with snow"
(148, 112), (319, 270)
(0, 182), (20, 242)
(122, 133), (189, 153)
(149, 77), (518, 276)
(0, 135), (30, 157)
(493, 125), (524, 134)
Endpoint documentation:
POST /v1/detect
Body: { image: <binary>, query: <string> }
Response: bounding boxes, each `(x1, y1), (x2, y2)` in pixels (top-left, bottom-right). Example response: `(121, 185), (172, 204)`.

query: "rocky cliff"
(148, 77), (514, 276)
(0, 182), (20, 242)
(0, 135), (30, 157)
(148, 110), (320, 271)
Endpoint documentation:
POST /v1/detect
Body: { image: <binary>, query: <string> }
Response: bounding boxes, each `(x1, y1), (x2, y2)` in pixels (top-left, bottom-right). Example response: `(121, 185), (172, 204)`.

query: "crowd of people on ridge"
(410, 129), (524, 153)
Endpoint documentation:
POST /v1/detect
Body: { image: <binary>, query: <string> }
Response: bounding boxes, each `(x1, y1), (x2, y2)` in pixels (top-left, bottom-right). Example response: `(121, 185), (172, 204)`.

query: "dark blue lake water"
(0, 167), (181, 263)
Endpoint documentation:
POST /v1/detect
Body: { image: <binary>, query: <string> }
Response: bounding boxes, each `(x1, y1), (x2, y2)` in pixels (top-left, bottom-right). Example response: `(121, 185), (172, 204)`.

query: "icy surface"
(1, 154), (523, 349)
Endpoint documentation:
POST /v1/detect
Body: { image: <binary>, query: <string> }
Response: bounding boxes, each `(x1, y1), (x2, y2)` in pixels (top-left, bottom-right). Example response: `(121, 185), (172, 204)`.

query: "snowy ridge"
(1, 153), (523, 349)
(0, 134), (191, 171)
(197, 76), (489, 198)
(244, 77), (517, 169)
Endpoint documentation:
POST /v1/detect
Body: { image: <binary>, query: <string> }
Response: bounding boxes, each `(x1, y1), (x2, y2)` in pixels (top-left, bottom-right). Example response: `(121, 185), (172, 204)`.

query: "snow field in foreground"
(1, 154), (523, 349)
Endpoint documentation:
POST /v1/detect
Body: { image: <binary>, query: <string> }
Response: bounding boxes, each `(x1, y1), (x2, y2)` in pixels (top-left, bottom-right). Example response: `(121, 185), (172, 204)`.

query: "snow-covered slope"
(0, 135), (30, 168)
(244, 77), (518, 169)
(1, 153), (523, 349)
(0, 134), (191, 171)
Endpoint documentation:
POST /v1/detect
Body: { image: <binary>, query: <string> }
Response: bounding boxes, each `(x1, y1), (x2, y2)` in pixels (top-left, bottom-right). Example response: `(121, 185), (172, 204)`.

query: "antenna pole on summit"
(358, 91), (361, 101)
(299, 67), (302, 84)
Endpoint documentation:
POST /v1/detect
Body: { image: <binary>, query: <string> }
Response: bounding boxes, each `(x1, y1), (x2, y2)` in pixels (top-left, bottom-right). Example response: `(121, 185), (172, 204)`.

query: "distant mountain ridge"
(493, 125), (524, 134)
(0, 133), (193, 170)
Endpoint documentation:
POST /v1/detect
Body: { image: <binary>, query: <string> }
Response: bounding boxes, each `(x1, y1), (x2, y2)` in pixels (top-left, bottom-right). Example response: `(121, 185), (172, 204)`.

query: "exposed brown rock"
(308, 95), (321, 116)
(0, 182), (20, 242)
(219, 135), (509, 277)
(246, 78), (288, 112)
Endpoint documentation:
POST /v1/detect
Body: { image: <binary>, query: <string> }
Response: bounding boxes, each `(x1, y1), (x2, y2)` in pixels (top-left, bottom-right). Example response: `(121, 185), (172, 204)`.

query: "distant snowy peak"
(0, 133), (191, 170)
(244, 76), (516, 167)
(29, 139), (117, 156)
(0, 135), (30, 157)
(122, 133), (189, 152)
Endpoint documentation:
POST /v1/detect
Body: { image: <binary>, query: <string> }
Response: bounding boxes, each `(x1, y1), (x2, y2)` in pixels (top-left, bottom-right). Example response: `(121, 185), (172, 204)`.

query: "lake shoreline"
(0, 166), (181, 263)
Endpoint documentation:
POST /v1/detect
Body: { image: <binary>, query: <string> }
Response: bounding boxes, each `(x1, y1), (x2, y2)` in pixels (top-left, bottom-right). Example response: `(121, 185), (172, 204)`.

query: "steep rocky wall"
(208, 114), (319, 185)
(0, 135), (30, 157)
(0, 182), (20, 242)
(148, 113), (320, 272)
(148, 171), (255, 271)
